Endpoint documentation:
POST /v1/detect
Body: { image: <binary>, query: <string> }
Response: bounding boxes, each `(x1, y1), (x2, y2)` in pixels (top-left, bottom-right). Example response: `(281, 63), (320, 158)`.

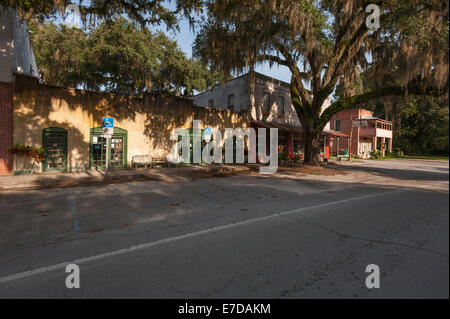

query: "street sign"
(103, 117), (114, 128)
(102, 127), (113, 136)
(102, 117), (114, 176)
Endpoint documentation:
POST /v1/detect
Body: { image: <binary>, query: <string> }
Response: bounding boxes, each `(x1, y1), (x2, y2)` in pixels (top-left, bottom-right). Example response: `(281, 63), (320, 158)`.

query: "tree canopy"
(194, 0), (449, 163)
(31, 18), (228, 96)
(2, 0), (204, 29)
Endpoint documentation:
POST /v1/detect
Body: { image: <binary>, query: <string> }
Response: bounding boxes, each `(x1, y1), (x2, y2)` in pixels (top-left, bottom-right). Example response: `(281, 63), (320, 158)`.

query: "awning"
(250, 119), (302, 133)
(322, 129), (350, 138)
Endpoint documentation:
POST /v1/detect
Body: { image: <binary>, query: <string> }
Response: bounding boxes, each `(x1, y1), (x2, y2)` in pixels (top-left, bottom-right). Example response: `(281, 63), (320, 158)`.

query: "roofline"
(253, 71), (290, 87)
(358, 117), (393, 123)
(194, 71), (291, 97)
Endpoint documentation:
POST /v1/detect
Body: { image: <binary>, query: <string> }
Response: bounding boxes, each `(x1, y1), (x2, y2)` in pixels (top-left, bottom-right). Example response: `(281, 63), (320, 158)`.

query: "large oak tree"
(31, 18), (227, 96)
(194, 0), (449, 164)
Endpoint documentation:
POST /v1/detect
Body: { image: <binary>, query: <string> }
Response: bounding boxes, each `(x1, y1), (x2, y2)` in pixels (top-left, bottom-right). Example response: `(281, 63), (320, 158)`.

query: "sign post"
(348, 117), (353, 161)
(102, 117), (114, 177)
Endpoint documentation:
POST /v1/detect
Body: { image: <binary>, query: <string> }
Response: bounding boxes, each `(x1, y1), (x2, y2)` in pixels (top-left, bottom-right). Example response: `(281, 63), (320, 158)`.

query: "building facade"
(194, 72), (393, 160)
(0, 6), (40, 174)
(2, 75), (250, 175)
(194, 72), (344, 160)
(194, 72), (304, 160)
(328, 108), (393, 158)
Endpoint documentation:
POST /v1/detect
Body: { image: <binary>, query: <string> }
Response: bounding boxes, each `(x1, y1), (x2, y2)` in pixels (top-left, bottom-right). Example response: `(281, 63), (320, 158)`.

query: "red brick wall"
(329, 108), (374, 156)
(0, 81), (13, 175)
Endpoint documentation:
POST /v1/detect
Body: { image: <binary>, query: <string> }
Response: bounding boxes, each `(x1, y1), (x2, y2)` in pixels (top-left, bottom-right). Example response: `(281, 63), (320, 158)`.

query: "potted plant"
(9, 144), (45, 174)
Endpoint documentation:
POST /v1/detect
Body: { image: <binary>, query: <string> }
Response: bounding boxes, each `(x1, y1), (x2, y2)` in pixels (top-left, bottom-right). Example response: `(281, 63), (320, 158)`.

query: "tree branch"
(274, 41), (312, 108)
(255, 54), (289, 67)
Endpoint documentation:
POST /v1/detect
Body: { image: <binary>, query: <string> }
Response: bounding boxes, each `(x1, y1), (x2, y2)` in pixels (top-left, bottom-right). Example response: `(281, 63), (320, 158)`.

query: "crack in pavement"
(280, 214), (449, 259)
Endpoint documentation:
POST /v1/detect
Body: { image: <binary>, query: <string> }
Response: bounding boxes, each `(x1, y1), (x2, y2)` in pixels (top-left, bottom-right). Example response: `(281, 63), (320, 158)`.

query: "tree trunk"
(303, 131), (322, 165)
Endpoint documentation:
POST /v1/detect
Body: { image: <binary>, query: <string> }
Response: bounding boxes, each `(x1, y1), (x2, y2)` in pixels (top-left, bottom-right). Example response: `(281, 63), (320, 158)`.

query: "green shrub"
(278, 152), (288, 161)
(369, 150), (383, 159)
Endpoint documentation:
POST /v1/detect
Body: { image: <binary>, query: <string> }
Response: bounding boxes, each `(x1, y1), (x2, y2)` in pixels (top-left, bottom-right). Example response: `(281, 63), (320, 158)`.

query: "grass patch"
(400, 155), (449, 161)
(368, 152), (448, 161)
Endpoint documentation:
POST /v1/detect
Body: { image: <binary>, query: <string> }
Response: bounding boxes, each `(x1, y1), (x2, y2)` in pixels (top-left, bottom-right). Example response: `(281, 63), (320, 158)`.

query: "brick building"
(1, 6), (39, 174)
(328, 108), (393, 158)
(0, 82), (14, 174)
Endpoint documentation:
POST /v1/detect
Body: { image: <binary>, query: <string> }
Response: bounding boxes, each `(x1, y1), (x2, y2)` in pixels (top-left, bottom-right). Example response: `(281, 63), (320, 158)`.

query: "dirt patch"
(191, 166), (252, 180)
(191, 164), (347, 179)
(277, 164), (348, 176)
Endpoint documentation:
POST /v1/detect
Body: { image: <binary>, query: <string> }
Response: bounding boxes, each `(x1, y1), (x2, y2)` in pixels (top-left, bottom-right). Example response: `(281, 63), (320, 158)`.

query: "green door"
(177, 128), (204, 163)
(90, 127), (128, 169)
(42, 127), (68, 172)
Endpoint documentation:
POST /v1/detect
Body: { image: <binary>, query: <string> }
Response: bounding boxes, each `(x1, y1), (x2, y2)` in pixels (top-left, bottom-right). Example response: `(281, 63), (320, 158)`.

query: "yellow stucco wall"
(13, 75), (250, 173)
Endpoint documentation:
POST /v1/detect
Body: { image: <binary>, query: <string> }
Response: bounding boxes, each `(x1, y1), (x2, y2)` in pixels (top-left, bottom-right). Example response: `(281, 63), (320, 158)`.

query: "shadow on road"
(333, 162), (449, 182)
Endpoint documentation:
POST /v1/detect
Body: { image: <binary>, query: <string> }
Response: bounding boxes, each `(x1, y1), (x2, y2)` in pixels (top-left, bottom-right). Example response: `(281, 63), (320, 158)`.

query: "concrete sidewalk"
(0, 165), (251, 191)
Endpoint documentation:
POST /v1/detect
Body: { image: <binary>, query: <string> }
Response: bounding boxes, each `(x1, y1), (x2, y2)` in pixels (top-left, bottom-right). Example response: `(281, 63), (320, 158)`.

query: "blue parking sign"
(102, 117), (114, 128)
(204, 127), (212, 135)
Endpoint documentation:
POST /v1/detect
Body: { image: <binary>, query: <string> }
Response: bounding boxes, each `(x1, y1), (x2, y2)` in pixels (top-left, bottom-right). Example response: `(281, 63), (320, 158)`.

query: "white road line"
(0, 189), (401, 284)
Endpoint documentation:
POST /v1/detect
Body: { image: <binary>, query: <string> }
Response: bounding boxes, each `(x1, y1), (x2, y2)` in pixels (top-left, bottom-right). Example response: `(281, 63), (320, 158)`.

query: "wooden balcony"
(359, 127), (393, 138)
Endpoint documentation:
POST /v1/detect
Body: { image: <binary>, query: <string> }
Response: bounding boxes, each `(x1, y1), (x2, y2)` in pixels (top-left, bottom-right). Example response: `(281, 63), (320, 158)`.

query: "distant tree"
(374, 98), (449, 156)
(31, 18), (226, 96)
(194, 0), (449, 164)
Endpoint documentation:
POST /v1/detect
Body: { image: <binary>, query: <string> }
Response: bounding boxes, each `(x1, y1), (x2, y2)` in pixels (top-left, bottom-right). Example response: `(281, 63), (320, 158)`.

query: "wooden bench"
(132, 155), (181, 168)
(151, 157), (169, 168)
(132, 155), (152, 168)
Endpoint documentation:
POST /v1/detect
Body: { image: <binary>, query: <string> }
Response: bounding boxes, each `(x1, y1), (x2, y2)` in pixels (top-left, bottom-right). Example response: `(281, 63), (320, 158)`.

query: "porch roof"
(250, 119), (302, 133)
(322, 129), (350, 138)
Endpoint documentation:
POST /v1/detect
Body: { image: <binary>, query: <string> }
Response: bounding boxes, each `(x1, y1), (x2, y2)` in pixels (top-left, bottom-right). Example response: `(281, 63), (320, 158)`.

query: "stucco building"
(2, 75), (249, 175)
(194, 72), (305, 160)
(193, 72), (393, 160)
(194, 72), (344, 160)
(0, 7), (251, 175)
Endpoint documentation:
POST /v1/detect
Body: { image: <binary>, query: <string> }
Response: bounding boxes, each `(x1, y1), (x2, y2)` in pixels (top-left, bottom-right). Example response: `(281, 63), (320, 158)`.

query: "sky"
(161, 17), (293, 83)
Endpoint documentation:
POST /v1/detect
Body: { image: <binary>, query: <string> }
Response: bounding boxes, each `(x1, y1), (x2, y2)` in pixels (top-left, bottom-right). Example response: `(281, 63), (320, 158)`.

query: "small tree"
(194, 0), (449, 164)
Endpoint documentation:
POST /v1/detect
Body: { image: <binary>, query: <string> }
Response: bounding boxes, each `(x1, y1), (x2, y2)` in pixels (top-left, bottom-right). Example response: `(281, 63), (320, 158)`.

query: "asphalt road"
(0, 159), (448, 298)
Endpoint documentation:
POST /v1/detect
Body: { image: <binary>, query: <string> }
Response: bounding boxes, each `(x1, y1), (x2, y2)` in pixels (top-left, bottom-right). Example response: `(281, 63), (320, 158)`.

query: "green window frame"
(90, 127), (128, 169)
(42, 127), (68, 172)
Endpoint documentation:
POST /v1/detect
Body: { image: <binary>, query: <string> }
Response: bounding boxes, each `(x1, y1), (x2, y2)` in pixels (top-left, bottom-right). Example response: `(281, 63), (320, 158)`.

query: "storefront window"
(90, 127), (127, 169)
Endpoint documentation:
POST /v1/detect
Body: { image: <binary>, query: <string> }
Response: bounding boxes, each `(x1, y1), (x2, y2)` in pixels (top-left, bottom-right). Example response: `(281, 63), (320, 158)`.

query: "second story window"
(208, 99), (214, 107)
(263, 93), (270, 113)
(278, 96), (285, 115)
(228, 94), (235, 111)
(334, 119), (341, 131)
